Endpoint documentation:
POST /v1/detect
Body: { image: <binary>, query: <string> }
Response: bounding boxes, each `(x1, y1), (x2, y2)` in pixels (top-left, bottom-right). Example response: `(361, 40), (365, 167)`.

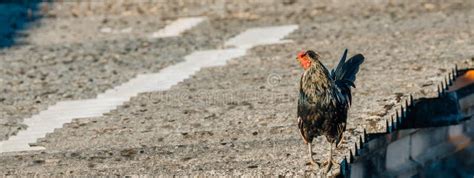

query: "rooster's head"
(296, 50), (320, 70)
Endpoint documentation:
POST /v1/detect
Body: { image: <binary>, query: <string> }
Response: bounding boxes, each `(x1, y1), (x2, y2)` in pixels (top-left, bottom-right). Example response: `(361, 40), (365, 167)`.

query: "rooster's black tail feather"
(331, 49), (365, 104)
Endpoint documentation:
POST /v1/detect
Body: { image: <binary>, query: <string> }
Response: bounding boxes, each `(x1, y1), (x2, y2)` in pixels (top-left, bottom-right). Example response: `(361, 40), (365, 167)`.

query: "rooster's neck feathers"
(300, 59), (335, 104)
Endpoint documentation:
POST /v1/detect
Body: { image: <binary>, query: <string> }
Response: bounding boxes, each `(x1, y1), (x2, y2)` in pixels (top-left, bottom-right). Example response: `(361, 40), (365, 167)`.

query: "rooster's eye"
(297, 52), (306, 58)
(297, 51), (306, 58)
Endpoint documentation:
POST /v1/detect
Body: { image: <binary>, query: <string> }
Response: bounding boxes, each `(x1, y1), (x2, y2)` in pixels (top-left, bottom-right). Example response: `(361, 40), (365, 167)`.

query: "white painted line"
(98, 49), (247, 99)
(224, 25), (298, 49)
(100, 27), (133, 34)
(151, 17), (206, 38)
(0, 24), (298, 153)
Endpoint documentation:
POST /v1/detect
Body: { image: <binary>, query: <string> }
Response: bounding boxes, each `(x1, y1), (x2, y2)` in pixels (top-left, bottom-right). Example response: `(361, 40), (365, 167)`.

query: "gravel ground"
(1, 0), (474, 176)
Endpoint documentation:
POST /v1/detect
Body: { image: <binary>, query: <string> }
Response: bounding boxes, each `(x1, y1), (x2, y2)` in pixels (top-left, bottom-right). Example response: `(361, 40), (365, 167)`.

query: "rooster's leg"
(336, 136), (345, 148)
(307, 143), (320, 168)
(323, 142), (337, 173)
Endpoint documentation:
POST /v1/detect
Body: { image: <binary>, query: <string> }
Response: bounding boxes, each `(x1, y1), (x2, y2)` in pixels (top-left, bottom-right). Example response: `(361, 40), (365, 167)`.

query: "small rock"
(423, 3), (436, 10)
(33, 160), (45, 164)
(247, 165), (258, 169)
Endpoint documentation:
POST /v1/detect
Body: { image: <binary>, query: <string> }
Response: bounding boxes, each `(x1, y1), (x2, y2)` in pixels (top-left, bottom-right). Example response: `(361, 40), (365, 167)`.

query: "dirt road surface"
(0, 0), (473, 176)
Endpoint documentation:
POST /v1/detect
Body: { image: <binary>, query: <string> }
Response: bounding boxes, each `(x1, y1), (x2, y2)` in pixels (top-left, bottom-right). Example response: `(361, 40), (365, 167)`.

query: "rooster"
(296, 49), (364, 172)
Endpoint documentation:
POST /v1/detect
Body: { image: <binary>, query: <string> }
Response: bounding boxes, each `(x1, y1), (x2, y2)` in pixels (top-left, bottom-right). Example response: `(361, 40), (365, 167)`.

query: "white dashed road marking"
(224, 25), (298, 49)
(0, 23), (298, 153)
(97, 48), (247, 99)
(100, 27), (133, 34)
(150, 17), (206, 38)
